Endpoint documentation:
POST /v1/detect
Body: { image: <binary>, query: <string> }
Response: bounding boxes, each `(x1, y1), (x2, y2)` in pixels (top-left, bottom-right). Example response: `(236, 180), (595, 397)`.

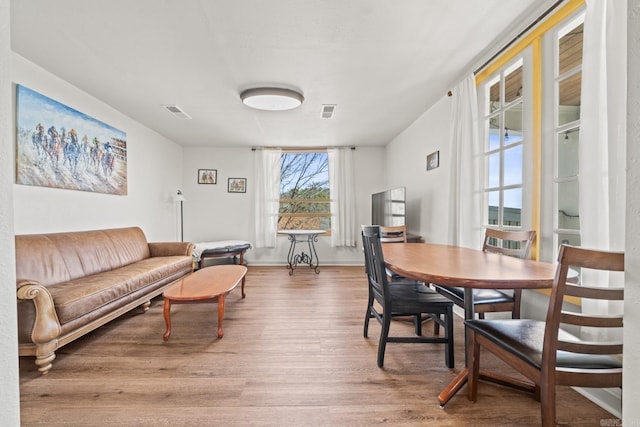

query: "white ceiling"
(10, 0), (551, 148)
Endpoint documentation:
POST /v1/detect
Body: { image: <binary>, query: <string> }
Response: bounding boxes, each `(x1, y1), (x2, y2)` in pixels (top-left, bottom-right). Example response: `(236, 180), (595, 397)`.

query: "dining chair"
(361, 225), (455, 368)
(465, 244), (624, 427)
(434, 228), (536, 319)
(379, 225), (415, 282)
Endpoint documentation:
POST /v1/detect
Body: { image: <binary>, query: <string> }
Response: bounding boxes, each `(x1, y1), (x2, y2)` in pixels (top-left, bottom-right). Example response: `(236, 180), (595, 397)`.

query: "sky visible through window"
(488, 131), (523, 209)
(280, 152), (329, 194)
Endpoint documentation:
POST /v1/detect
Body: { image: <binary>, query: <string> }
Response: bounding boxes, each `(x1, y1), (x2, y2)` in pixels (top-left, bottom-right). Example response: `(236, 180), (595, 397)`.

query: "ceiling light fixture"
(240, 87), (304, 111)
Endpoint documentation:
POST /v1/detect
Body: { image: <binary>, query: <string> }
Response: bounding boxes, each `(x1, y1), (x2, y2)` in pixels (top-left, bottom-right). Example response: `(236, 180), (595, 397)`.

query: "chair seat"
(388, 283), (454, 313)
(465, 319), (622, 370)
(435, 285), (514, 305)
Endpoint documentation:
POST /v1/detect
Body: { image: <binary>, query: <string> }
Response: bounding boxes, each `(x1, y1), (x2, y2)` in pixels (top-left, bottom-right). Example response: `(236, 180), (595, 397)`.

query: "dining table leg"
(437, 287), (474, 407)
(437, 287), (537, 407)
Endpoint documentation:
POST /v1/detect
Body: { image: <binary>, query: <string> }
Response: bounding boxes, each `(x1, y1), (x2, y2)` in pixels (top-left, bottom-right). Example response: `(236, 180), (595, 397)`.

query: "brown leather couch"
(15, 227), (194, 375)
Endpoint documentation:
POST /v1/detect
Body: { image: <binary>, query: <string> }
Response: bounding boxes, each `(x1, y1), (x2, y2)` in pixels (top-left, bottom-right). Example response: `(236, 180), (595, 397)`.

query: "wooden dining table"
(381, 242), (557, 406)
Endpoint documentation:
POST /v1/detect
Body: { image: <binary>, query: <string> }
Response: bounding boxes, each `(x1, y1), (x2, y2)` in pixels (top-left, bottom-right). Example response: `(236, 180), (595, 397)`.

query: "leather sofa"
(15, 227), (194, 375)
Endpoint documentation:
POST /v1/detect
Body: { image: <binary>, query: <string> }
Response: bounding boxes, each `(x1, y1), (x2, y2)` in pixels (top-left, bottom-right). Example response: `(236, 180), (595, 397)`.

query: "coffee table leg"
(163, 298), (172, 341)
(239, 252), (247, 298)
(217, 295), (225, 338)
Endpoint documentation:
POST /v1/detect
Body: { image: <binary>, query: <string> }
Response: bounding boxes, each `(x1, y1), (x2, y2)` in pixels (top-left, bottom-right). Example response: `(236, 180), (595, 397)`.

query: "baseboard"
(573, 387), (622, 419)
(244, 262), (364, 267)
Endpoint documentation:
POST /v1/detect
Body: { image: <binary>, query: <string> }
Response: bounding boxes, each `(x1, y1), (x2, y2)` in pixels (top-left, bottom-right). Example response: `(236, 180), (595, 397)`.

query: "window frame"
(479, 54), (533, 234)
(475, 0), (585, 262)
(551, 13), (584, 255)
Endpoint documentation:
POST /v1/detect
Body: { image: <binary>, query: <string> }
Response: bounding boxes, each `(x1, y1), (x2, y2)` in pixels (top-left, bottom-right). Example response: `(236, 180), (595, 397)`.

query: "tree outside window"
(279, 151), (331, 231)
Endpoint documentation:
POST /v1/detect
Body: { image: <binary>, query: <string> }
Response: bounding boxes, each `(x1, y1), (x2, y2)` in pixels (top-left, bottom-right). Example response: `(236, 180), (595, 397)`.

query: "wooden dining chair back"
(361, 225), (455, 368)
(379, 225), (417, 283)
(435, 228), (537, 319)
(466, 244), (624, 427)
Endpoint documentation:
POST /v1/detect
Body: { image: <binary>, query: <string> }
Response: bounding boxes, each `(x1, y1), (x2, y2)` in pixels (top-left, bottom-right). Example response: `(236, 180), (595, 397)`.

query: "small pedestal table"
(277, 230), (326, 275)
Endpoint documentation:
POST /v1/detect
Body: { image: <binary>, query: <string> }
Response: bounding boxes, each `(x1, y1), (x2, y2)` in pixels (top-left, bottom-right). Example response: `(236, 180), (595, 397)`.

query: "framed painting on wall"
(15, 84), (128, 195)
(426, 150), (439, 171)
(228, 178), (246, 193)
(198, 169), (217, 184)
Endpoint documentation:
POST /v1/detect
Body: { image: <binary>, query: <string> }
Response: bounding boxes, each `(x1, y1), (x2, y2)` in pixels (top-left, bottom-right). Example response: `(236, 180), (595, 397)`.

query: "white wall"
(384, 96), (452, 244)
(182, 146), (385, 265)
(624, 0), (640, 422)
(0, 0), (21, 424)
(11, 54), (184, 242)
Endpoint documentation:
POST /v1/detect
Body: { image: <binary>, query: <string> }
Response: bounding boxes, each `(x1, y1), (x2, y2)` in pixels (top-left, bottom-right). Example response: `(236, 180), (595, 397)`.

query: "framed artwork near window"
(228, 177), (246, 193)
(198, 169), (217, 184)
(427, 151), (439, 171)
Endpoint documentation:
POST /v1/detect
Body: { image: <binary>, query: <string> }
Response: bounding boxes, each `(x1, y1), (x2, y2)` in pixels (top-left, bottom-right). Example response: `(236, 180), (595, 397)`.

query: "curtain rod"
(448, 0), (566, 97)
(251, 146), (356, 151)
(473, 0), (565, 75)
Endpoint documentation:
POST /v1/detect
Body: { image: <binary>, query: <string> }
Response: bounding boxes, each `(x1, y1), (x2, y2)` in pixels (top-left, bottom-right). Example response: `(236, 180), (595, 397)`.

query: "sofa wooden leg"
(35, 351), (56, 375)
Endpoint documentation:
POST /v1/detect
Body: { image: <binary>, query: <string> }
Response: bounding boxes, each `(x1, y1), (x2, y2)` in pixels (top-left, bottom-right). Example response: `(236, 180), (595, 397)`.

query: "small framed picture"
(228, 178), (246, 193)
(426, 151), (439, 171)
(198, 169), (217, 184)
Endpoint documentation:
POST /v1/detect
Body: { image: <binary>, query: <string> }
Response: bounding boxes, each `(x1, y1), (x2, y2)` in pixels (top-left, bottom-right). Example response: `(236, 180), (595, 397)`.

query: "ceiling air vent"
(162, 104), (192, 119)
(321, 104), (336, 119)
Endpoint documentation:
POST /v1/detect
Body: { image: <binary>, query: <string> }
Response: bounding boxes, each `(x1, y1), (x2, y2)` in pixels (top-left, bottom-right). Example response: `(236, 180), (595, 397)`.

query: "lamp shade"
(240, 87), (304, 111)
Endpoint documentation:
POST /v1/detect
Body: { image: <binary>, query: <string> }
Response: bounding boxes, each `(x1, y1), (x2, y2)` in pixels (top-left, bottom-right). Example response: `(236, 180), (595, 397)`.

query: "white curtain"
(253, 148), (281, 248)
(328, 147), (357, 247)
(579, 0), (626, 254)
(579, 0), (626, 333)
(447, 74), (483, 249)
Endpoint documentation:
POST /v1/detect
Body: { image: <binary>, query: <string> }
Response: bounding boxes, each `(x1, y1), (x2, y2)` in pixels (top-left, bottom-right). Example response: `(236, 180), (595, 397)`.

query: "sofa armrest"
(148, 242), (195, 257)
(16, 280), (62, 344)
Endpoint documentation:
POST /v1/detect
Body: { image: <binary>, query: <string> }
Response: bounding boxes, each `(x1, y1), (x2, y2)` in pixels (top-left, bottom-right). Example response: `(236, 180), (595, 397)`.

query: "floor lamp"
(176, 190), (185, 242)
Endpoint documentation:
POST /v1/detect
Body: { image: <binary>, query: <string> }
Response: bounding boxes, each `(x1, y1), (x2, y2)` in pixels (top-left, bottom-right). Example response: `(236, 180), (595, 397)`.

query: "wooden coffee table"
(162, 264), (247, 340)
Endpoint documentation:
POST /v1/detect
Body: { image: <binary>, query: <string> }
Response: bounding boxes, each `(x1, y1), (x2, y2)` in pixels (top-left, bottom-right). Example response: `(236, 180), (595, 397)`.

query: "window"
(279, 151), (331, 231)
(475, 0), (586, 261)
(482, 58), (526, 231)
(553, 15), (583, 249)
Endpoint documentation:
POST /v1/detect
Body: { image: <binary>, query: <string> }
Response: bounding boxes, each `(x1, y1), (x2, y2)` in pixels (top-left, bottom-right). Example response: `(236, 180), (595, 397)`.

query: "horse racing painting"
(15, 84), (127, 195)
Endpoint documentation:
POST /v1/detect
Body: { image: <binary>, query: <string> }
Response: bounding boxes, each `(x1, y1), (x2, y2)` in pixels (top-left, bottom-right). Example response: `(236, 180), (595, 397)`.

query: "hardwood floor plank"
(19, 266), (615, 426)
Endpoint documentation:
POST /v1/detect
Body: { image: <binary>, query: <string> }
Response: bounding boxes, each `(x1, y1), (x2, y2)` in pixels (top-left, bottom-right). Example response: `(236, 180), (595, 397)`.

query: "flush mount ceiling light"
(240, 87), (304, 111)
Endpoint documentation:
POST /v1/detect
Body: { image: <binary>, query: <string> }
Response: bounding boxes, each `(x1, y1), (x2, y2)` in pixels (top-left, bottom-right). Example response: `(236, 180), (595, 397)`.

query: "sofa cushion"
(48, 256), (191, 324)
(15, 227), (151, 286)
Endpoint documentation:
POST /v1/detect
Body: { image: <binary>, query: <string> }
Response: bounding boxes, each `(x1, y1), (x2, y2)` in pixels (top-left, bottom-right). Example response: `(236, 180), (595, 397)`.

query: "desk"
(381, 243), (556, 406)
(278, 230), (326, 275)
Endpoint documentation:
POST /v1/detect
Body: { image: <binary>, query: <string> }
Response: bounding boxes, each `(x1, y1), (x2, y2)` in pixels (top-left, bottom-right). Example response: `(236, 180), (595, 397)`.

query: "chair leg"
(512, 289), (522, 319)
(467, 330), (480, 402)
(377, 314), (392, 368)
(414, 314), (422, 336)
(433, 314), (440, 335)
(445, 308), (454, 368)
(539, 381), (556, 427)
(364, 296), (373, 338)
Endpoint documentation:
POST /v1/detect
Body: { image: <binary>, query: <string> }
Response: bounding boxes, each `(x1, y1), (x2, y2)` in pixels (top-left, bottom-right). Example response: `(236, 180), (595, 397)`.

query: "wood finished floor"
(19, 266), (614, 426)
